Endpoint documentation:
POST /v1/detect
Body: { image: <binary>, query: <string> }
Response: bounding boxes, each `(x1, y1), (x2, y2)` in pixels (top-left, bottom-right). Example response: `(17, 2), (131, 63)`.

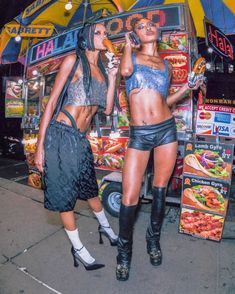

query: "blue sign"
(28, 4), (183, 64)
(214, 113), (231, 124)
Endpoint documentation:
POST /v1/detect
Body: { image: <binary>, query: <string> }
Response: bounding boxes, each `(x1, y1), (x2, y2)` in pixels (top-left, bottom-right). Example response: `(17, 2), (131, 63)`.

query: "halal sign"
(204, 19), (234, 61)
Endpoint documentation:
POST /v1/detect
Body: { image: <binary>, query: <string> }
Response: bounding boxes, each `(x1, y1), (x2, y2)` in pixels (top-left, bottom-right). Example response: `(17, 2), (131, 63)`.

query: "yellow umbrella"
(0, 0), (132, 64)
(126, 0), (235, 37)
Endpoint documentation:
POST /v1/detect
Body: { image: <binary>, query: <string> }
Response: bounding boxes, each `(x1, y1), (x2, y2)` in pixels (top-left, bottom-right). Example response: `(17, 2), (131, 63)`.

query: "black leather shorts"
(128, 117), (177, 151)
(43, 121), (98, 212)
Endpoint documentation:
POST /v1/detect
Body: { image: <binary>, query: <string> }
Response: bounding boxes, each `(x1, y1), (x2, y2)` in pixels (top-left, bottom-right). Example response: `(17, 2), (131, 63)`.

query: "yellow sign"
(5, 24), (54, 38)
(22, 0), (52, 18)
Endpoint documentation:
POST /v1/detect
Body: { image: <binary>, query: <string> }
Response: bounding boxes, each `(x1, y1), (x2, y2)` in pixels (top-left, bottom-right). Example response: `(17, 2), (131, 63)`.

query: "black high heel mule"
(98, 225), (118, 246)
(71, 247), (105, 271)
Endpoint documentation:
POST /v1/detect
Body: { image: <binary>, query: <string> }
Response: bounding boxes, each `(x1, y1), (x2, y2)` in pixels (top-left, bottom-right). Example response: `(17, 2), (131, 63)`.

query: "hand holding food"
(103, 39), (117, 69)
(103, 39), (115, 54)
(188, 57), (206, 88)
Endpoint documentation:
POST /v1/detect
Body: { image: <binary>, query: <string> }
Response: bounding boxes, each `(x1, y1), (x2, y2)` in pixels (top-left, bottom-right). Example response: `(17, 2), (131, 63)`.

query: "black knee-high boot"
(116, 203), (137, 281)
(146, 187), (166, 266)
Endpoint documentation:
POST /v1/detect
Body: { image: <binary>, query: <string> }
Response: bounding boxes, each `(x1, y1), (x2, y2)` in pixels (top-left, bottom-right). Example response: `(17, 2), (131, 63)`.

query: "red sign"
(204, 19), (234, 61)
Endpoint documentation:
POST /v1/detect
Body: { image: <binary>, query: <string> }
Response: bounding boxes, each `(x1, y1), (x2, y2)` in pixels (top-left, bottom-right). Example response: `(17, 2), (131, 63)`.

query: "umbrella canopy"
(128, 0), (235, 37)
(0, 0), (133, 64)
(1, 0), (234, 64)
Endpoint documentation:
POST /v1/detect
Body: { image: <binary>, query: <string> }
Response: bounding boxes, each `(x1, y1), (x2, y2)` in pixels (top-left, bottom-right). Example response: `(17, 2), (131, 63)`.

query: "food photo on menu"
(183, 142), (233, 181)
(5, 80), (23, 99)
(87, 135), (128, 171)
(181, 175), (229, 216)
(161, 53), (189, 84)
(179, 207), (224, 241)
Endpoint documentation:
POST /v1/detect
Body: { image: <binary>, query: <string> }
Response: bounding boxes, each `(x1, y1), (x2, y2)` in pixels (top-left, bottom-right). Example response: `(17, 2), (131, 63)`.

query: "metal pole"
(83, 0), (89, 25)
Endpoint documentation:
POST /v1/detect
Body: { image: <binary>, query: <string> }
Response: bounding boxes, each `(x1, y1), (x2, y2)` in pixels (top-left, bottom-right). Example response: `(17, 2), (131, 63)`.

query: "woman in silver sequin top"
(116, 18), (203, 281)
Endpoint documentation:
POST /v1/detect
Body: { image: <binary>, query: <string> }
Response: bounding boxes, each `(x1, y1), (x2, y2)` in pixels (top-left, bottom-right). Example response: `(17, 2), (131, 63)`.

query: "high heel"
(98, 225), (118, 246)
(71, 247), (105, 271)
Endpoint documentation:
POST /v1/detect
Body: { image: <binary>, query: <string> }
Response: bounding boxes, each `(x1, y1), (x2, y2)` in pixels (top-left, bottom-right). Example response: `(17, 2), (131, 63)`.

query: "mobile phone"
(129, 32), (140, 46)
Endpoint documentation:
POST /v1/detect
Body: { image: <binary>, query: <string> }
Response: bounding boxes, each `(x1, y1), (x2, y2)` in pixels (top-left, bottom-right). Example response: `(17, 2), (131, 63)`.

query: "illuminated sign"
(204, 19), (234, 61)
(28, 5), (183, 64)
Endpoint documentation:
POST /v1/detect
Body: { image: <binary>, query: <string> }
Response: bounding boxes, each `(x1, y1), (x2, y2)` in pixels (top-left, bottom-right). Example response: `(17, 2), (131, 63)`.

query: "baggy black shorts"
(128, 117), (177, 151)
(43, 121), (98, 212)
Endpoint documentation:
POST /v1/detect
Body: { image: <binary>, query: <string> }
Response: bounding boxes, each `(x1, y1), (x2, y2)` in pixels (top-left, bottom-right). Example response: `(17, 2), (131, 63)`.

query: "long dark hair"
(76, 23), (108, 99)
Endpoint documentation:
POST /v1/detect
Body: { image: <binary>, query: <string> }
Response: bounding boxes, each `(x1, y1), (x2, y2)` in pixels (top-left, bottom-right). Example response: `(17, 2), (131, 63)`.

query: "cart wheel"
(101, 182), (122, 218)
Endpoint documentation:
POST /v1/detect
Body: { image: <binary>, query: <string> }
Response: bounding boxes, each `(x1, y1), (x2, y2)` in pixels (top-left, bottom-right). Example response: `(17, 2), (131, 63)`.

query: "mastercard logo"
(199, 112), (212, 120)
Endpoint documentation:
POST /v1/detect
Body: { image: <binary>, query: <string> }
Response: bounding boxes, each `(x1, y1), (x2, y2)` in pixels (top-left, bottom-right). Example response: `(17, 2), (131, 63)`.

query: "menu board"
(160, 52), (189, 84)
(179, 141), (234, 241)
(179, 207), (225, 242)
(159, 32), (188, 52)
(183, 141), (233, 181)
(5, 77), (24, 118)
(159, 32), (193, 134)
(181, 175), (229, 216)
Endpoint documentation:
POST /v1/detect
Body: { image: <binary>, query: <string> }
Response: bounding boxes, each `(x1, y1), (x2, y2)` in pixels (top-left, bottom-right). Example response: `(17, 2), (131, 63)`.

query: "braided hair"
(76, 23), (108, 99)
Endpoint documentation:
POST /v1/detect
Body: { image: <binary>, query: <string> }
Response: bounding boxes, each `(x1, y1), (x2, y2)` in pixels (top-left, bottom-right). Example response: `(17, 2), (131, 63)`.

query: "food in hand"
(185, 150), (229, 178)
(103, 39), (115, 54)
(183, 185), (225, 212)
(188, 57), (206, 88)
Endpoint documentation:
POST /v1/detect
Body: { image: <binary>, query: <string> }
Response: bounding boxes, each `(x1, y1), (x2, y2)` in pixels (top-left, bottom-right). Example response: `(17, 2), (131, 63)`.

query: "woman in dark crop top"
(116, 18), (202, 281)
(34, 23), (119, 271)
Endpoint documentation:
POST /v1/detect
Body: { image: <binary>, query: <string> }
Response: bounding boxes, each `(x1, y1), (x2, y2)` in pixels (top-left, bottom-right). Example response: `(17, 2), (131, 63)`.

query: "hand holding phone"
(128, 32), (140, 46)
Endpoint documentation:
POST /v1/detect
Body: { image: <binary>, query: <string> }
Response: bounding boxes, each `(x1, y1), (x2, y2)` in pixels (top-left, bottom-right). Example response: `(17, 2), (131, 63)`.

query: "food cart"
(21, 3), (218, 215)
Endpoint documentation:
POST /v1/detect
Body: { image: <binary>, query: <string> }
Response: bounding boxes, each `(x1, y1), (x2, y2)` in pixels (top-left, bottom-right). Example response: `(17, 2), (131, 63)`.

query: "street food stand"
(24, 5), (195, 183)
(21, 3), (199, 189)
(20, 3), (234, 240)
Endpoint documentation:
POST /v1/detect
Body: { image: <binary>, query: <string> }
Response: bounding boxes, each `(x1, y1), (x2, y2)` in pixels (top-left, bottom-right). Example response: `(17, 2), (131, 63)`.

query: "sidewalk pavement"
(0, 177), (235, 294)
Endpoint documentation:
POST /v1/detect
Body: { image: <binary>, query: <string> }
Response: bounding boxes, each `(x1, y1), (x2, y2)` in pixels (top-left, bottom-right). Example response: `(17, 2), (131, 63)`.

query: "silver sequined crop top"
(125, 53), (170, 98)
(64, 68), (107, 108)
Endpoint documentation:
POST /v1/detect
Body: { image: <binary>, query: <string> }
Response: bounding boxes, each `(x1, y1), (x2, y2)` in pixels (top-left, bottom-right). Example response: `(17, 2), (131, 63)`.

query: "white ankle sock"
(93, 209), (117, 239)
(64, 228), (95, 264)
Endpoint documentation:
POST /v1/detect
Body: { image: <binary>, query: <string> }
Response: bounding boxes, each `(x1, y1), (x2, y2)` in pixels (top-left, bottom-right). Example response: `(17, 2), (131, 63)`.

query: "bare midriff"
(128, 88), (172, 126)
(56, 105), (98, 132)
